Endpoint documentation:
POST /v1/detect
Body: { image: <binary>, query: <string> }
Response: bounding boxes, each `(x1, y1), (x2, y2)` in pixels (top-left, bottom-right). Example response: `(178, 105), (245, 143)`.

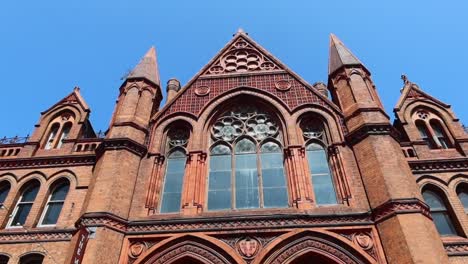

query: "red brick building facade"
(0, 31), (467, 263)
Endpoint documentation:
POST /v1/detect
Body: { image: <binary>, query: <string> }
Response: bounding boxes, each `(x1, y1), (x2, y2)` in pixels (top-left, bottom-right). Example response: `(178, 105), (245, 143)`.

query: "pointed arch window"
(159, 127), (189, 213)
(0, 181), (11, 206)
(422, 189), (458, 236)
(300, 118), (338, 205)
(430, 120), (451, 149)
(7, 181), (40, 227)
(416, 120), (435, 149)
(56, 122), (72, 149)
(45, 123), (60, 150)
(43, 112), (75, 150)
(19, 253), (44, 264)
(39, 180), (69, 226)
(207, 105), (288, 210)
(456, 184), (468, 213)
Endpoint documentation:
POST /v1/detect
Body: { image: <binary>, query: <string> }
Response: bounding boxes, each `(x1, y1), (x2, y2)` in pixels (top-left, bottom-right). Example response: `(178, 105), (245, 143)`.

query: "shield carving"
(353, 233), (373, 250)
(237, 237), (259, 258)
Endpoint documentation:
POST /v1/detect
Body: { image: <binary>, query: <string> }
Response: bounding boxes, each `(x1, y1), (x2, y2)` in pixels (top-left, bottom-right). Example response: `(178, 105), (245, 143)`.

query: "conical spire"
(328, 34), (367, 75)
(127, 46), (160, 87)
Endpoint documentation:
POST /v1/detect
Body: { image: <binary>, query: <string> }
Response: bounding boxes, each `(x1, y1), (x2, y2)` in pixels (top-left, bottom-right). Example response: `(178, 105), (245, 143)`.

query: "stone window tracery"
(207, 105), (288, 211)
(300, 118), (338, 205)
(413, 109), (452, 149)
(159, 126), (190, 213)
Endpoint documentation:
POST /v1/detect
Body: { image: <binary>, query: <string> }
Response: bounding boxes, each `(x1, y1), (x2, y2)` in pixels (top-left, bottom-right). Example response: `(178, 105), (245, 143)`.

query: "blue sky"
(0, 1), (466, 136)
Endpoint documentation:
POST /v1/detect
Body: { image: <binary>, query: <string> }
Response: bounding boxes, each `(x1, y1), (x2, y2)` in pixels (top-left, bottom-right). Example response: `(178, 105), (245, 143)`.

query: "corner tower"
(328, 34), (449, 263)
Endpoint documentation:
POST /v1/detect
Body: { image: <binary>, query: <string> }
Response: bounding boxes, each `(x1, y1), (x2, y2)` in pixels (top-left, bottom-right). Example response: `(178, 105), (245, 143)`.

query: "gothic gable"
(154, 32), (344, 130)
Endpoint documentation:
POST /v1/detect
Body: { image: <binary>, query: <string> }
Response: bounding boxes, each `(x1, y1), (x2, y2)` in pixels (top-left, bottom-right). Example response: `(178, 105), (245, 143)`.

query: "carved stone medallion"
(236, 237), (260, 258)
(129, 242), (146, 258)
(352, 233), (373, 251)
(195, 85), (210, 96)
(274, 80), (291, 91)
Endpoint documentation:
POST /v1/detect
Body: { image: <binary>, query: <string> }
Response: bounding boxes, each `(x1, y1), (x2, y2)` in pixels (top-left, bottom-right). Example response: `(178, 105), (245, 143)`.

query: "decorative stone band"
(444, 241), (468, 256)
(77, 212), (373, 235)
(372, 198), (432, 223)
(409, 158), (468, 174)
(345, 123), (400, 146)
(0, 229), (74, 244)
(0, 155), (95, 170)
(96, 138), (147, 158)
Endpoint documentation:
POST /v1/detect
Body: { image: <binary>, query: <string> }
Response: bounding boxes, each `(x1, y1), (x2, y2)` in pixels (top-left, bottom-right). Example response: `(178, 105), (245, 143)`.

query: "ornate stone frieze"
(0, 229), (74, 243)
(0, 154), (95, 170)
(372, 198), (431, 223)
(409, 158), (468, 174)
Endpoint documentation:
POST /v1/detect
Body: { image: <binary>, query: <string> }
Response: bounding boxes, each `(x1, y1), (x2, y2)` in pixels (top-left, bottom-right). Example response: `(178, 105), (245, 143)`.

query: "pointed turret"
(127, 46), (160, 87)
(328, 34), (368, 76)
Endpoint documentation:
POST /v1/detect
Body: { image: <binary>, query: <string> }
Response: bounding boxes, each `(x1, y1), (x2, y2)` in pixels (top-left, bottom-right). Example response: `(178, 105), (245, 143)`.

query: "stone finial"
(233, 28), (248, 36)
(401, 74), (410, 85)
(73, 86), (80, 92)
(313, 82), (328, 97)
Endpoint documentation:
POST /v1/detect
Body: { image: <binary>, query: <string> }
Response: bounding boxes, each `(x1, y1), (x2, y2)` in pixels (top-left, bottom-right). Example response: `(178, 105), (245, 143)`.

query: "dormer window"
(413, 110), (452, 149)
(43, 112), (75, 149)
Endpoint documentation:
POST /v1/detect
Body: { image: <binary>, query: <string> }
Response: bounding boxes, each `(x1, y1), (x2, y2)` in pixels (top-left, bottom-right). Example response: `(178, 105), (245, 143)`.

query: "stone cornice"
(78, 212), (373, 235)
(0, 154), (95, 170)
(409, 158), (468, 174)
(372, 198), (431, 223)
(96, 138), (148, 158)
(0, 229), (75, 244)
(345, 123), (400, 146)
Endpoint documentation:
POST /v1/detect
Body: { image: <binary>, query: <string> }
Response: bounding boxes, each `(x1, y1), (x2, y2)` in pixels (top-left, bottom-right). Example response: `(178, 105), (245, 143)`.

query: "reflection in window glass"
(0, 182), (11, 205)
(208, 144), (232, 210)
(261, 142), (288, 208)
(430, 120), (450, 149)
(306, 143), (337, 205)
(160, 150), (186, 213)
(457, 186), (468, 213)
(235, 139), (259, 209)
(9, 182), (40, 227)
(423, 190), (458, 236)
(41, 182), (69, 225)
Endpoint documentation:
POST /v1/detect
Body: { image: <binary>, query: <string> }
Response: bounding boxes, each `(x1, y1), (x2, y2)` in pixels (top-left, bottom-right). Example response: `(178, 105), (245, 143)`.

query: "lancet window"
(159, 127), (190, 213)
(207, 105), (288, 211)
(43, 112), (74, 150)
(39, 180), (69, 226)
(414, 110), (451, 149)
(422, 188), (458, 236)
(300, 117), (337, 205)
(7, 180), (40, 227)
(456, 184), (468, 213)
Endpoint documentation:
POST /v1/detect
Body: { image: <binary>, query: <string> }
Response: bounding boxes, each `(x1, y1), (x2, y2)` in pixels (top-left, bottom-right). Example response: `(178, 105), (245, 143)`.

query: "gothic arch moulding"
(255, 230), (375, 264)
(133, 235), (242, 264)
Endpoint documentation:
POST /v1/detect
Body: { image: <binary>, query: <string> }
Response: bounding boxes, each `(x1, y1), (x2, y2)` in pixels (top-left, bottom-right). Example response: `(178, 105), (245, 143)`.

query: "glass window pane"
(11, 203), (32, 226)
(0, 255), (9, 264)
(423, 190), (446, 210)
(160, 156), (186, 213)
(22, 184), (39, 202)
(50, 183), (69, 201)
(312, 174), (338, 205)
(0, 183), (10, 204)
(306, 145), (337, 205)
(41, 202), (64, 225)
(458, 190), (468, 212)
(261, 152), (288, 208)
(432, 212), (458, 236)
(235, 138), (256, 154)
(235, 153), (259, 209)
(211, 144), (231, 155)
(208, 155), (231, 211)
(261, 142), (280, 153)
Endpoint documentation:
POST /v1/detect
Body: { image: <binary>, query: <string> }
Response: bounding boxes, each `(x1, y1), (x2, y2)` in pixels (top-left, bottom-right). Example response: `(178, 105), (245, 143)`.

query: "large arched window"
(159, 127), (189, 213)
(7, 181), (40, 227)
(207, 105), (288, 211)
(39, 180), (70, 226)
(456, 183), (468, 213)
(0, 181), (11, 206)
(300, 118), (337, 205)
(422, 188), (458, 236)
(19, 253), (44, 264)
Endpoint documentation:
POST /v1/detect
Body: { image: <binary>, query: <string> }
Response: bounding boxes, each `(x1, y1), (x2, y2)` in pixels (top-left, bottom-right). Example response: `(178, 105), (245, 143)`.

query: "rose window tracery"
(212, 106), (279, 142)
(416, 110), (429, 120)
(300, 119), (326, 142)
(167, 128), (189, 148)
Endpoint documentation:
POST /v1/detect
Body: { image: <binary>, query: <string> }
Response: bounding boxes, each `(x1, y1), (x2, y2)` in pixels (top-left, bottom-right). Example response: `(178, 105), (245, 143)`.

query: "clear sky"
(0, 1), (466, 137)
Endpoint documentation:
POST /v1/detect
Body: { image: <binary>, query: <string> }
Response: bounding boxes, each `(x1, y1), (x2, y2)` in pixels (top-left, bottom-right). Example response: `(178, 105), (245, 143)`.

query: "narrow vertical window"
(45, 123), (60, 149)
(8, 182), (40, 227)
(207, 144), (232, 210)
(235, 138), (259, 209)
(0, 181), (11, 205)
(456, 185), (468, 213)
(430, 120), (451, 149)
(260, 142), (288, 208)
(159, 127), (189, 214)
(423, 189), (458, 236)
(416, 121), (436, 149)
(40, 181), (69, 225)
(306, 143), (337, 205)
(56, 122), (72, 149)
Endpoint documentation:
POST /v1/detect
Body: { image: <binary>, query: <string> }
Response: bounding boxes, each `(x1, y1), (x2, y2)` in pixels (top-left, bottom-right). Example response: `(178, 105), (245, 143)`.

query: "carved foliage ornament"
(205, 38), (280, 75)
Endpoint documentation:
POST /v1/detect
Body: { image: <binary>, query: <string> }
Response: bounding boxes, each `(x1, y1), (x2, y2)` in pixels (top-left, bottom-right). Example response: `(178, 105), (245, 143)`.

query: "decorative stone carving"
(274, 80), (291, 91)
(236, 237), (260, 258)
(195, 85), (210, 96)
(129, 242), (146, 258)
(352, 233), (373, 251)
